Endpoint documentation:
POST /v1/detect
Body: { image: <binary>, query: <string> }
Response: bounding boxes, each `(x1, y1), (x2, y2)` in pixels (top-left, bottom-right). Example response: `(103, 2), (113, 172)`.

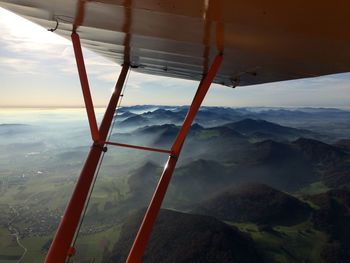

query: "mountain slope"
(307, 189), (350, 262)
(104, 209), (262, 263)
(293, 138), (347, 167)
(194, 183), (311, 226)
(225, 118), (317, 141)
(119, 115), (150, 128)
(335, 139), (350, 151)
(126, 162), (162, 207)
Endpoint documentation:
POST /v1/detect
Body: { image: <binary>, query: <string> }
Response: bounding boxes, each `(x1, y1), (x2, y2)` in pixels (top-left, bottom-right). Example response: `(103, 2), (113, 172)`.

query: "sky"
(0, 7), (350, 108)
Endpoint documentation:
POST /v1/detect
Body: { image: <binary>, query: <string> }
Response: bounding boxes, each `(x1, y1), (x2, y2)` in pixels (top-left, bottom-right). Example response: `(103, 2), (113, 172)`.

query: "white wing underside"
(1, 0), (350, 86)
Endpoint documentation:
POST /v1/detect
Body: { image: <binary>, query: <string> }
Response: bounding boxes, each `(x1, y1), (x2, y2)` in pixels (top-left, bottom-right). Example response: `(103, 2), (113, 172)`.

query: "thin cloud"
(0, 7), (349, 108)
(0, 57), (39, 74)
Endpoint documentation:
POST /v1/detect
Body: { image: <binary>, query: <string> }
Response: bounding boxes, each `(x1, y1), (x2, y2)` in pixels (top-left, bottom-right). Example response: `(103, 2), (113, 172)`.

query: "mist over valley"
(0, 106), (350, 262)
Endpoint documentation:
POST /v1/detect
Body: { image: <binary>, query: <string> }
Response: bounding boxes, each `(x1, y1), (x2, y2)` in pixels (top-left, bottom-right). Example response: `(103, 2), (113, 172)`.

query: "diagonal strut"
(125, 54), (223, 263)
(44, 32), (129, 263)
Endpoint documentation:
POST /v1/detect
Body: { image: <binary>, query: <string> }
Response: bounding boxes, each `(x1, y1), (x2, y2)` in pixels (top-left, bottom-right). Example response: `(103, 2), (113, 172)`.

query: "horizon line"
(0, 105), (349, 110)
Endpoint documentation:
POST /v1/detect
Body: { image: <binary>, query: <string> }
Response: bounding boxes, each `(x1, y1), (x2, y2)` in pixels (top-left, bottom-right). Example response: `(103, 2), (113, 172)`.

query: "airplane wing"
(0, 0), (349, 86)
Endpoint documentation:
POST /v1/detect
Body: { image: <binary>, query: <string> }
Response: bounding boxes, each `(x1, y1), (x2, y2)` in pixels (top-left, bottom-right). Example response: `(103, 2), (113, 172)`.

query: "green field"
(232, 220), (327, 263)
(297, 182), (330, 196)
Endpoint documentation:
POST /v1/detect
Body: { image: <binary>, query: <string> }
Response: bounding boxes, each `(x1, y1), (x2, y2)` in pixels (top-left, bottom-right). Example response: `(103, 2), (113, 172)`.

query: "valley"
(0, 106), (350, 263)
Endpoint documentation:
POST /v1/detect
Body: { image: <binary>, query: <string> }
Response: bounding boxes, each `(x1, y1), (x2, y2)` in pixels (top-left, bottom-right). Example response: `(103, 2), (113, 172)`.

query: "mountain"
(104, 209), (262, 263)
(142, 108), (185, 124)
(119, 115), (150, 128)
(306, 189), (350, 262)
(135, 123), (178, 134)
(323, 164), (350, 189)
(192, 109), (238, 126)
(118, 105), (159, 113)
(335, 139), (350, 152)
(126, 162), (162, 207)
(191, 125), (246, 140)
(116, 111), (137, 119)
(113, 106), (350, 141)
(254, 140), (298, 162)
(242, 140), (317, 191)
(114, 129), (348, 198)
(124, 159), (230, 209)
(117, 107), (238, 130)
(291, 138), (349, 189)
(166, 159), (231, 206)
(292, 138), (347, 167)
(137, 124), (179, 147)
(115, 123), (249, 162)
(225, 118), (317, 141)
(194, 183), (311, 226)
(245, 138), (349, 191)
(120, 135), (349, 205)
(137, 107), (243, 127)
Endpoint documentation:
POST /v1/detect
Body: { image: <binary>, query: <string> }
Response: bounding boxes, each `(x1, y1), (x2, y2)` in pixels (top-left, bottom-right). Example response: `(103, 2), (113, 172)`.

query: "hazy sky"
(0, 7), (349, 108)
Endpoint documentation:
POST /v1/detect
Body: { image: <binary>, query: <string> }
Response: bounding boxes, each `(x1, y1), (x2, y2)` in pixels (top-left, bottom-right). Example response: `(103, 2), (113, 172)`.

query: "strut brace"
(44, 31), (223, 263)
